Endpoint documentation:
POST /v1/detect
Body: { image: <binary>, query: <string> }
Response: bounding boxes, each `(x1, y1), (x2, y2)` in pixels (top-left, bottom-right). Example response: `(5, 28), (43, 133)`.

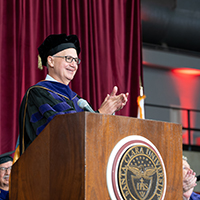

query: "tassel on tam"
(38, 55), (43, 70)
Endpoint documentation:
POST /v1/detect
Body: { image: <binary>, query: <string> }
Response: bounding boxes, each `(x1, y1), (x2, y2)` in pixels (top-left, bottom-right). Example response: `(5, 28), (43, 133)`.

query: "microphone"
(77, 99), (95, 113)
(197, 175), (200, 182)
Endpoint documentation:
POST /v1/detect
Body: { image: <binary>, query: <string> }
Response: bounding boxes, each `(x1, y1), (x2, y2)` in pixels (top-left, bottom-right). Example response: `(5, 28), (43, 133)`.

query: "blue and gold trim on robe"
(19, 81), (84, 155)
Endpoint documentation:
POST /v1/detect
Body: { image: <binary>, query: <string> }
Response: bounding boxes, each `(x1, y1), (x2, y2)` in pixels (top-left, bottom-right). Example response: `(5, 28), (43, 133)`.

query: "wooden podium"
(10, 112), (182, 199)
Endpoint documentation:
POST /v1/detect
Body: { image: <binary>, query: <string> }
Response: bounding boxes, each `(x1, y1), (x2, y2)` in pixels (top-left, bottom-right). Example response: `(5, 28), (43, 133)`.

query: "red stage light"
(171, 68), (199, 145)
(172, 68), (200, 76)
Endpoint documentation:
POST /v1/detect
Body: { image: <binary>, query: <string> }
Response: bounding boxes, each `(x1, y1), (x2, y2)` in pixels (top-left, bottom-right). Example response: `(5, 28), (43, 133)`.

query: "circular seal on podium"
(106, 135), (167, 200)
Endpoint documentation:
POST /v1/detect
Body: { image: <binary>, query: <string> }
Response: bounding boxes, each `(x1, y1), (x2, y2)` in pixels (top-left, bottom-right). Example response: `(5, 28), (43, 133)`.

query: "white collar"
(45, 74), (58, 82)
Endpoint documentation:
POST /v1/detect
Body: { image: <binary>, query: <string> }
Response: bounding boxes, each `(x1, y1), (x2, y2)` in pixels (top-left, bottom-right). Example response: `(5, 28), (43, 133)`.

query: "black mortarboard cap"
(38, 34), (81, 66)
(0, 151), (14, 164)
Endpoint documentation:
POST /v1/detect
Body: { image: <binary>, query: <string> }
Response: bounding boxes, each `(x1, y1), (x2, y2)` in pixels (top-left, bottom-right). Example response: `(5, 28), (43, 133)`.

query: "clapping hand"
(98, 86), (129, 115)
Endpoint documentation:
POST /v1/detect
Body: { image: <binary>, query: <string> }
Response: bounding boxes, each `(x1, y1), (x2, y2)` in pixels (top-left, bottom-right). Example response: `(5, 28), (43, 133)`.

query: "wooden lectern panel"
(10, 112), (182, 199)
(84, 114), (182, 199)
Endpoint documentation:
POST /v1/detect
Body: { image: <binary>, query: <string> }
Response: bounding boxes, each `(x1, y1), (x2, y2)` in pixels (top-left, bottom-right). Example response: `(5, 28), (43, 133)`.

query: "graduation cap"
(38, 34), (81, 69)
(0, 151), (14, 165)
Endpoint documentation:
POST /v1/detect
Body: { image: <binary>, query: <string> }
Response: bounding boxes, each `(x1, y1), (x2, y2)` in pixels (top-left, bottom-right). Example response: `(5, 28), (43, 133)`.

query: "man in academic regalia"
(18, 34), (129, 156)
(0, 155), (13, 200)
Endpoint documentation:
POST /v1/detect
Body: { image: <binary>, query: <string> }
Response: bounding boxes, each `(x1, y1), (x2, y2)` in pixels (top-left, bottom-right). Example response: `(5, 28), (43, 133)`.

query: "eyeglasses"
(53, 56), (81, 65)
(0, 166), (12, 172)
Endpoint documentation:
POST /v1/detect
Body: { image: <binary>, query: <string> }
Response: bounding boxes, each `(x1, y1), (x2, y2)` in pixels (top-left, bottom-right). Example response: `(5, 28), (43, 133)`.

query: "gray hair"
(182, 155), (188, 161)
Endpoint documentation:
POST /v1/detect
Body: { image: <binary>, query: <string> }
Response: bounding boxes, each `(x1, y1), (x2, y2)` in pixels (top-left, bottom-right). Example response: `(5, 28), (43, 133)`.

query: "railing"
(145, 103), (200, 151)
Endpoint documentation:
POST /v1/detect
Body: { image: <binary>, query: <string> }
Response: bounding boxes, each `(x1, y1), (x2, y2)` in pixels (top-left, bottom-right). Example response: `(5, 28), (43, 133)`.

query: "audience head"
(183, 155), (190, 177)
(0, 155), (13, 191)
(182, 155), (197, 199)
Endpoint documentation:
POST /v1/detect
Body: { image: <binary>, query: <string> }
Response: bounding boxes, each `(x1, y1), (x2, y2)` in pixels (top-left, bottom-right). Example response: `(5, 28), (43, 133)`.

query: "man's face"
(0, 161), (12, 190)
(49, 48), (79, 85)
(183, 159), (191, 177)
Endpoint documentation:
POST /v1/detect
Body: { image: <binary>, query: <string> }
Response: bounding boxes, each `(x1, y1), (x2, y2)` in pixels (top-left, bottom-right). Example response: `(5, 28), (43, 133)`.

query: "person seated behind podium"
(183, 156), (200, 200)
(18, 34), (129, 155)
(0, 155), (13, 200)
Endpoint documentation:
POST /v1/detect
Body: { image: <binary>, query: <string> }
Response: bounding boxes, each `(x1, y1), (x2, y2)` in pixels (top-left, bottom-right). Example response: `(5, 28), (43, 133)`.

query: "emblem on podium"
(106, 136), (166, 200)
